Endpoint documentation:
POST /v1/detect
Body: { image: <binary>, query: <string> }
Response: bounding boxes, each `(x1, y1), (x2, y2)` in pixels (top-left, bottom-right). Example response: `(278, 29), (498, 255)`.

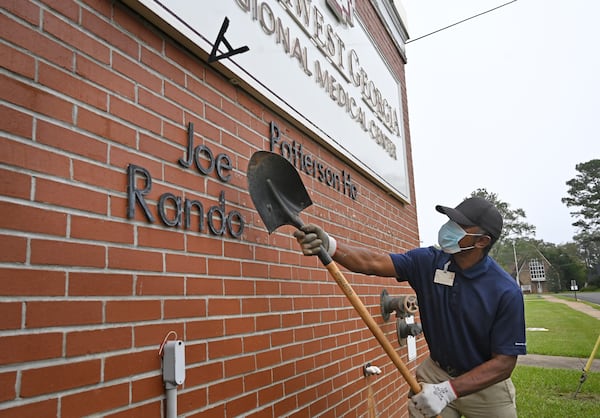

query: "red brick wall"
(0, 1), (422, 416)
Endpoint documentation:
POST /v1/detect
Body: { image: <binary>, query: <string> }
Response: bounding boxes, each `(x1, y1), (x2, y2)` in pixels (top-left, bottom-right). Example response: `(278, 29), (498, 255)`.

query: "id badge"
(434, 261), (455, 286)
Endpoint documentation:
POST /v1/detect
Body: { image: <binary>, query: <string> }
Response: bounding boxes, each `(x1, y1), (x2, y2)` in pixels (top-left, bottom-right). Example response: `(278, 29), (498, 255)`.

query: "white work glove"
(410, 381), (457, 416)
(293, 224), (336, 257)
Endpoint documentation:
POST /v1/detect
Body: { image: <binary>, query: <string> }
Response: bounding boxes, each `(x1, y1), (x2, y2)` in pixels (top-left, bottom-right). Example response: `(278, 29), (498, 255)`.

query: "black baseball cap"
(436, 197), (503, 241)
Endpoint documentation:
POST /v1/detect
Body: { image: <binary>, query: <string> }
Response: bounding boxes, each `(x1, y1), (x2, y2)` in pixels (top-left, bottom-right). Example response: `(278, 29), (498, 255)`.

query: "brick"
(0, 268), (66, 296)
(0, 371), (16, 402)
(0, 168), (30, 199)
(0, 302), (22, 330)
(66, 326), (132, 357)
(61, 382), (129, 418)
(165, 253), (207, 275)
(135, 275), (184, 296)
(30, 239), (105, 268)
(131, 375), (163, 403)
(26, 300), (103, 328)
(70, 215), (133, 244)
(0, 104), (33, 139)
(36, 119), (108, 162)
(77, 107), (136, 148)
(2, 0), (40, 25)
(138, 86), (183, 124)
(185, 277), (223, 296)
(109, 146), (162, 178)
(73, 159), (126, 191)
(0, 137), (70, 178)
(111, 52), (162, 93)
(225, 316), (255, 335)
(208, 337), (242, 360)
(110, 95), (162, 135)
(187, 318), (224, 340)
(139, 131), (184, 164)
(225, 392), (258, 418)
(104, 350), (157, 381)
(133, 322), (185, 347)
(207, 298), (240, 316)
(43, 11), (110, 64)
(38, 61), (107, 110)
(21, 359), (101, 397)
(224, 354), (255, 378)
(137, 226), (184, 250)
(105, 300), (161, 323)
(165, 81), (204, 117)
(164, 298), (206, 319)
(113, 3), (163, 54)
(0, 399), (58, 418)
(35, 178), (108, 215)
(76, 53), (135, 99)
(0, 74), (73, 123)
(208, 376), (244, 404)
(0, 332), (62, 365)
(141, 47), (185, 86)
(0, 13), (73, 72)
(105, 401), (161, 418)
(0, 234), (27, 263)
(178, 387), (209, 414)
(68, 272), (133, 296)
(258, 382), (284, 406)
(162, 165), (208, 196)
(81, 8), (138, 58)
(207, 258), (241, 277)
(108, 247), (163, 272)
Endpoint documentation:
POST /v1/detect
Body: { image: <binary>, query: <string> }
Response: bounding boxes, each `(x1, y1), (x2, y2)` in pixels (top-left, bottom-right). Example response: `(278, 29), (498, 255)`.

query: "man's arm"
(411, 353), (517, 415)
(450, 353), (517, 397)
(294, 224), (397, 277)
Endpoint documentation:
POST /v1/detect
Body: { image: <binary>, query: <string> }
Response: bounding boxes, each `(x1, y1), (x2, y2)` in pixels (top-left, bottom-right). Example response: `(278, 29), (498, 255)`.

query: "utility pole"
(512, 240), (521, 287)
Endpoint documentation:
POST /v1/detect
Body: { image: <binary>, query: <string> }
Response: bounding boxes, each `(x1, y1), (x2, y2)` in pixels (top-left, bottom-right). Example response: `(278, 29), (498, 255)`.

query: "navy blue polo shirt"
(390, 247), (526, 375)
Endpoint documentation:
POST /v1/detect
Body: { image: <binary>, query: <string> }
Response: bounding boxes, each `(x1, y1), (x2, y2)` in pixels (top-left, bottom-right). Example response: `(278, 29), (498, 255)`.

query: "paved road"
(559, 291), (600, 305)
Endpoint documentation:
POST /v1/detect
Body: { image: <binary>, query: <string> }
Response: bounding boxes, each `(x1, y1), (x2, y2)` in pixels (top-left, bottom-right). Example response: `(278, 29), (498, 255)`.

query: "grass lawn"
(523, 295), (599, 357)
(512, 296), (600, 417)
(513, 366), (600, 417)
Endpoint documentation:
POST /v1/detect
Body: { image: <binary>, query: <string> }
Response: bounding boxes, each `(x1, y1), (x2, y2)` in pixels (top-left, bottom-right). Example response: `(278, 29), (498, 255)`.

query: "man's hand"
(293, 224), (336, 256)
(410, 381), (457, 416)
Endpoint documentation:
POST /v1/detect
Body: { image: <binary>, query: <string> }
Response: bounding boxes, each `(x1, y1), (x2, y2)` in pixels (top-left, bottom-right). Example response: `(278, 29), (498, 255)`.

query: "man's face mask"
(438, 220), (484, 254)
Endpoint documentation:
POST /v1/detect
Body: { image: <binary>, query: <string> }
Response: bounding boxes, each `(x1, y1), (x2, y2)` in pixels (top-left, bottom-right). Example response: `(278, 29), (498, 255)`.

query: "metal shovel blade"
(247, 151), (313, 233)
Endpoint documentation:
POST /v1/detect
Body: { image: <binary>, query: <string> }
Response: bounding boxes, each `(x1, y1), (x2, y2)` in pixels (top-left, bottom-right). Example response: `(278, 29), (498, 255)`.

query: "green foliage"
(469, 188), (536, 242)
(562, 159), (600, 287)
(537, 242), (587, 292)
(562, 159), (600, 233)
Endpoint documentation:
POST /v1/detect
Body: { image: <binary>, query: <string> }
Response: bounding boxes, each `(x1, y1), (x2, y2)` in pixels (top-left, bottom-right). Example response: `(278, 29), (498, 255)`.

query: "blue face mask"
(437, 220), (483, 254)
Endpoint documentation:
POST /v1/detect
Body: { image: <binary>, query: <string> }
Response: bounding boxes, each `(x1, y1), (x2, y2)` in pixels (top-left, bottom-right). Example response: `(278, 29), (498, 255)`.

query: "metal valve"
(397, 320), (423, 339)
(397, 317), (423, 347)
(380, 289), (419, 322)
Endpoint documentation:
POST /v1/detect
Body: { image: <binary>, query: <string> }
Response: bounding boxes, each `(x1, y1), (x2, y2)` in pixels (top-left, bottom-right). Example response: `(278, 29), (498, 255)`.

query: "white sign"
(126, 0), (410, 201)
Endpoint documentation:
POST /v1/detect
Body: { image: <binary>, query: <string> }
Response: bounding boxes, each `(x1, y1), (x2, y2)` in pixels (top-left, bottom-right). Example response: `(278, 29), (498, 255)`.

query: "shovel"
(247, 151), (422, 396)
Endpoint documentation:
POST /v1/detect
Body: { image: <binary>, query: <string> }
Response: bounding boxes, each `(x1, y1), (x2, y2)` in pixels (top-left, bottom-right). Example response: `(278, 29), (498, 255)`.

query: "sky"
(400, 0), (600, 246)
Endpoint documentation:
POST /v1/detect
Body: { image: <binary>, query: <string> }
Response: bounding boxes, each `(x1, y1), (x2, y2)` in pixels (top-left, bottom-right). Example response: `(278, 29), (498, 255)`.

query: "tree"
(562, 159), (600, 288)
(467, 188), (536, 268)
(537, 242), (587, 292)
(469, 188), (536, 241)
(562, 159), (600, 233)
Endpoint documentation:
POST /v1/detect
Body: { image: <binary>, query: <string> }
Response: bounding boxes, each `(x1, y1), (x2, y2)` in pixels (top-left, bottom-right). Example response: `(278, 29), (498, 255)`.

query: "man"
(293, 197), (526, 417)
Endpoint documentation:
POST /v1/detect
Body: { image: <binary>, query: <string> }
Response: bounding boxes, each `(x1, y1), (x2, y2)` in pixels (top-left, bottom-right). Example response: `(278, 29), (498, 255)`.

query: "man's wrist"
(327, 235), (337, 257)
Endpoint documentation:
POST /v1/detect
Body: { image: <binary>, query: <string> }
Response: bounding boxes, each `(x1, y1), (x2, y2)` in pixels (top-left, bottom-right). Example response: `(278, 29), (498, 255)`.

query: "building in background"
(0, 1), (423, 416)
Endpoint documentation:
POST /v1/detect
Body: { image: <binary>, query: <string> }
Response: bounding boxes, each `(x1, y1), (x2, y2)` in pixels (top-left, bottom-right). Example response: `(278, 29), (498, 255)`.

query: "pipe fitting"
(380, 289), (419, 321)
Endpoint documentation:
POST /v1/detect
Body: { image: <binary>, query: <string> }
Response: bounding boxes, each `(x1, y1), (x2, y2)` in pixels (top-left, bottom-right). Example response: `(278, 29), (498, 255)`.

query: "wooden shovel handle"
(318, 250), (422, 394)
